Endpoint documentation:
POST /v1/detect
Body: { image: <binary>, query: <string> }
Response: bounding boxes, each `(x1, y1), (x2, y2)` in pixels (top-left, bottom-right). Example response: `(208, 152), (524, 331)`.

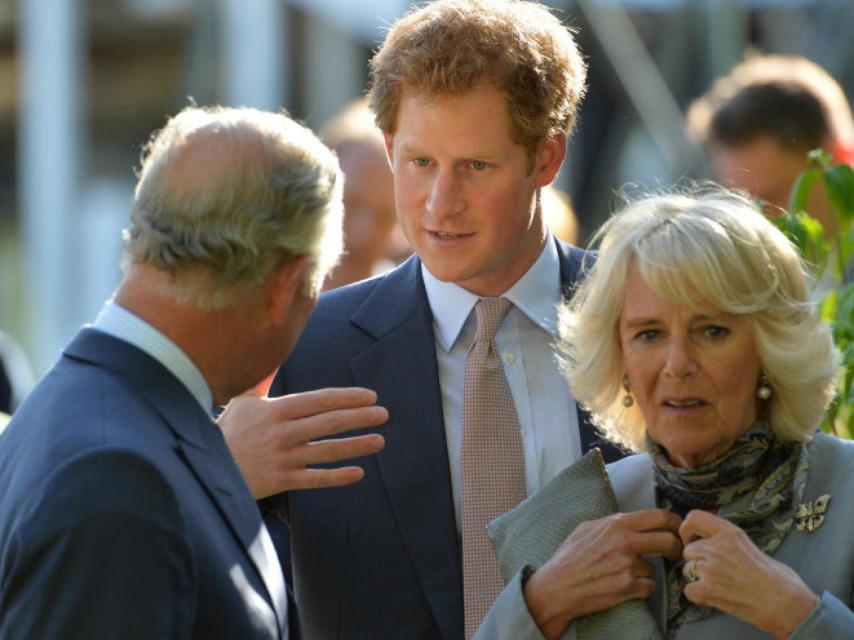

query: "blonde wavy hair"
(558, 187), (837, 452)
(124, 106), (344, 309)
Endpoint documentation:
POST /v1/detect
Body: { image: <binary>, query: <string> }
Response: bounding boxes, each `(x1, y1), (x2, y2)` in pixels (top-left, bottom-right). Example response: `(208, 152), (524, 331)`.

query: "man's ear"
(534, 132), (567, 188)
(383, 132), (395, 170)
(267, 255), (311, 327)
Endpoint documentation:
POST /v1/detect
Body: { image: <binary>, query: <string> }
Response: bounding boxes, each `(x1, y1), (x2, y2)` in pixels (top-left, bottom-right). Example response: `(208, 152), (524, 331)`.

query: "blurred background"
(1, 0), (853, 381)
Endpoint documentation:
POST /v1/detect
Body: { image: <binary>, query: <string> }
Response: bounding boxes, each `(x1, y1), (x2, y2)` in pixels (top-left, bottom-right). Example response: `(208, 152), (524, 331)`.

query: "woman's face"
(618, 265), (762, 468)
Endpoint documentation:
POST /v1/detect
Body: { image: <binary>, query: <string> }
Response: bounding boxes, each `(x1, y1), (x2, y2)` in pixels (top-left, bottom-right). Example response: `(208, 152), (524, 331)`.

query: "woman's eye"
(704, 325), (729, 339)
(636, 330), (659, 341)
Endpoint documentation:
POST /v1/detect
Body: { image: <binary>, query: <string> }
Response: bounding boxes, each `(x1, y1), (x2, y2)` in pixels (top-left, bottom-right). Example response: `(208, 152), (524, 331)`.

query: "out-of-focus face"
(384, 82), (563, 296)
(619, 265), (762, 468)
(712, 134), (808, 211)
(338, 140), (397, 264)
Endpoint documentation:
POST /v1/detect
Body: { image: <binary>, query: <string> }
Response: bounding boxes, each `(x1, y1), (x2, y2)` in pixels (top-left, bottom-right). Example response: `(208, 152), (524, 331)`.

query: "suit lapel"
(64, 329), (287, 637)
(555, 239), (626, 463)
(349, 258), (463, 640)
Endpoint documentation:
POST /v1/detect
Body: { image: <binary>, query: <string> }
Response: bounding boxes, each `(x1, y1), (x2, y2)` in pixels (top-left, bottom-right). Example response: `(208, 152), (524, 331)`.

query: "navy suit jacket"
(0, 329), (287, 639)
(268, 238), (622, 639)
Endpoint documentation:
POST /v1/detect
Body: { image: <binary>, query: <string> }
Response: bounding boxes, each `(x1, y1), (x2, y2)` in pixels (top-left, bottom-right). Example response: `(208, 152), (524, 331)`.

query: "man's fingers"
(287, 467), (367, 491)
(294, 434), (386, 465)
(288, 405), (389, 442)
(268, 388), (380, 420)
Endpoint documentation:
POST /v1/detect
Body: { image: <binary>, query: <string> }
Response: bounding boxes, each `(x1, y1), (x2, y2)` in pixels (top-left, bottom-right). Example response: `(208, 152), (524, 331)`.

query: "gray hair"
(124, 105), (344, 308)
(558, 187), (837, 452)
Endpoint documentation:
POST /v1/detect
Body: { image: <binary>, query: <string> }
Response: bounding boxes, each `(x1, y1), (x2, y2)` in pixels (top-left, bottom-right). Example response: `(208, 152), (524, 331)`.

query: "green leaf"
(807, 148), (833, 171)
(824, 164), (854, 224)
(821, 288), (838, 323)
(774, 211), (827, 272)
(837, 283), (854, 324)
(842, 343), (854, 396)
(789, 167), (822, 214)
(836, 234), (854, 281)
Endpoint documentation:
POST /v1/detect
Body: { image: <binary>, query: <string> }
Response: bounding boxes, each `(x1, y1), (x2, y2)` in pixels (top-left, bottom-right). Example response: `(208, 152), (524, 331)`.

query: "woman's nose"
(663, 338), (698, 379)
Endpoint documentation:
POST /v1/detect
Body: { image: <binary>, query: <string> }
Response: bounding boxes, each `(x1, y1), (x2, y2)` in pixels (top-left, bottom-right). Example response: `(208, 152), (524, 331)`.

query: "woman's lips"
(661, 397), (707, 409)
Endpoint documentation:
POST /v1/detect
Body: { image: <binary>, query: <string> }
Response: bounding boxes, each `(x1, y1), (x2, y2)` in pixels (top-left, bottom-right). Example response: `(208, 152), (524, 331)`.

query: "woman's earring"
(757, 373), (772, 400)
(622, 374), (634, 407)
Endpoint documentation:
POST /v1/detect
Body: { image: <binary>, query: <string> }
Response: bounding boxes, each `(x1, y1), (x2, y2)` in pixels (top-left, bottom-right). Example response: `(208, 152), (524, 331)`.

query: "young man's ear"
(267, 255), (312, 327)
(534, 132), (567, 187)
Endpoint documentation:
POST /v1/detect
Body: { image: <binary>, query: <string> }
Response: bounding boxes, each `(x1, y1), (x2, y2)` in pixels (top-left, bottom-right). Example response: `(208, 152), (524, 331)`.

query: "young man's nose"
(425, 170), (462, 219)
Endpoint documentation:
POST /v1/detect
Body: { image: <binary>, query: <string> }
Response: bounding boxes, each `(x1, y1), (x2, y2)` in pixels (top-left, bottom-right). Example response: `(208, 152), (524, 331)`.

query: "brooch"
(795, 494), (830, 533)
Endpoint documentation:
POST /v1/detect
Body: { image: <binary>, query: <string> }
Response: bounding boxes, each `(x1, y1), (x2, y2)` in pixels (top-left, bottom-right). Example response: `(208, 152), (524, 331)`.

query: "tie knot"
(474, 297), (512, 342)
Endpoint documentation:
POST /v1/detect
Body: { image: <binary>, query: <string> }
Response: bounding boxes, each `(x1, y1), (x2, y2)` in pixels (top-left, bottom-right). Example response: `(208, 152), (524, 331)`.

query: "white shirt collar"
(92, 300), (214, 412)
(422, 236), (562, 352)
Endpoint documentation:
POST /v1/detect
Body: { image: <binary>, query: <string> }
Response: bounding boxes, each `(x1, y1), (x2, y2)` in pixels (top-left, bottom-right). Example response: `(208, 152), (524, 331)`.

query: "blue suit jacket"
(0, 329), (287, 639)
(268, 238), (622, 639)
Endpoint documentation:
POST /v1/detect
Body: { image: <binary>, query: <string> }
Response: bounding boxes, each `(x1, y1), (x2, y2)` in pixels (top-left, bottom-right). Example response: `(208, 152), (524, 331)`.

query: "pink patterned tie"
(461, 297), (526, 638)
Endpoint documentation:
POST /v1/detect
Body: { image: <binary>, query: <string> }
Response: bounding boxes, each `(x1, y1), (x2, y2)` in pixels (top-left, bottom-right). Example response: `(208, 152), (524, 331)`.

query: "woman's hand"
(523, 509), (683, 640)
(680, 509), (819, 639)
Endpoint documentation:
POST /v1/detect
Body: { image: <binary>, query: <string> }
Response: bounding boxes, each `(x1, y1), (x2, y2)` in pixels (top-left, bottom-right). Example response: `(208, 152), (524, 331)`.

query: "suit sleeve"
(474, 568), (552, 640)
(0, 450), (195, 640)
(788, 592), (854, 639)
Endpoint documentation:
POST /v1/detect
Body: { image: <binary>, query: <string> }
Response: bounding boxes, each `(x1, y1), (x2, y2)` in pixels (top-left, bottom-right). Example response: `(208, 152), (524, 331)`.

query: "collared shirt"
(92, 301), (213, 413)
(422, 237), (582, 534)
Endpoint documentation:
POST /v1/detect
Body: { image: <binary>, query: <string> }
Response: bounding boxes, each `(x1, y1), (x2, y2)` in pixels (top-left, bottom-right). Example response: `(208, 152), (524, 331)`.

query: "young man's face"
(384, 82), (565, 296)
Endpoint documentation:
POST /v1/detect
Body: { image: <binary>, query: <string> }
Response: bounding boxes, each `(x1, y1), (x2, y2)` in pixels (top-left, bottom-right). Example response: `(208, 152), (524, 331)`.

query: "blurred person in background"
(320, 98), (400, 291)
(0, 329), (35, 415)
(0, 106), (388, 639)
(687, 54), (854, 232)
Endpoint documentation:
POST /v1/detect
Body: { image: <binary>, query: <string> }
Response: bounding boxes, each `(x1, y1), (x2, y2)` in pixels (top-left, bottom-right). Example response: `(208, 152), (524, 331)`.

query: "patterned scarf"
(648, 420), (809, 635)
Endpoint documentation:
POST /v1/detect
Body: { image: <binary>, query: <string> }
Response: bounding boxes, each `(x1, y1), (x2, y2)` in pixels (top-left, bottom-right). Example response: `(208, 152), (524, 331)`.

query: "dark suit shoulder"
(0, 448), (195, 640)
(274, 259), (426, 395)
(6, 357), (166, 459)
(307, 272), (388, 328)
(282, 276), (384, 370)
(11, 447), (187, 537)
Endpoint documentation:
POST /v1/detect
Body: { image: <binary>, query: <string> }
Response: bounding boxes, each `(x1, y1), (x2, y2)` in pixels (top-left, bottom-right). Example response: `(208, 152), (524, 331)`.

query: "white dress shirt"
(422, 237), (583, 534)
(92, 301), (213, 413)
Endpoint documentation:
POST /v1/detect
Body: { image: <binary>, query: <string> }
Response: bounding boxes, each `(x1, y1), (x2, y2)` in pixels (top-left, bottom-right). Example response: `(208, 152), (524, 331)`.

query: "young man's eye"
(470, 160), (488, 171)
(413, 158), (430, 167)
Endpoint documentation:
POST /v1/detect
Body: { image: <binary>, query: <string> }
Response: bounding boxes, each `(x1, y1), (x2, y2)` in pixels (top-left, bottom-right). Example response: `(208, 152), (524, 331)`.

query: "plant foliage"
(773, 149), (854, 437)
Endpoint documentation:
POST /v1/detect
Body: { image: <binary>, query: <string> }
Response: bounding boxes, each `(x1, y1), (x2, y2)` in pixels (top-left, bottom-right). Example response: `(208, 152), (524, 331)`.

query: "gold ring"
(684, 559), (699, 583)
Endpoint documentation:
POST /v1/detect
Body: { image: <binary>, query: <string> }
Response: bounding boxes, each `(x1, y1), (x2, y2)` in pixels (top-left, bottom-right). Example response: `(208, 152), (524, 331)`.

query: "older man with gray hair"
(0, 105), (388, 639)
